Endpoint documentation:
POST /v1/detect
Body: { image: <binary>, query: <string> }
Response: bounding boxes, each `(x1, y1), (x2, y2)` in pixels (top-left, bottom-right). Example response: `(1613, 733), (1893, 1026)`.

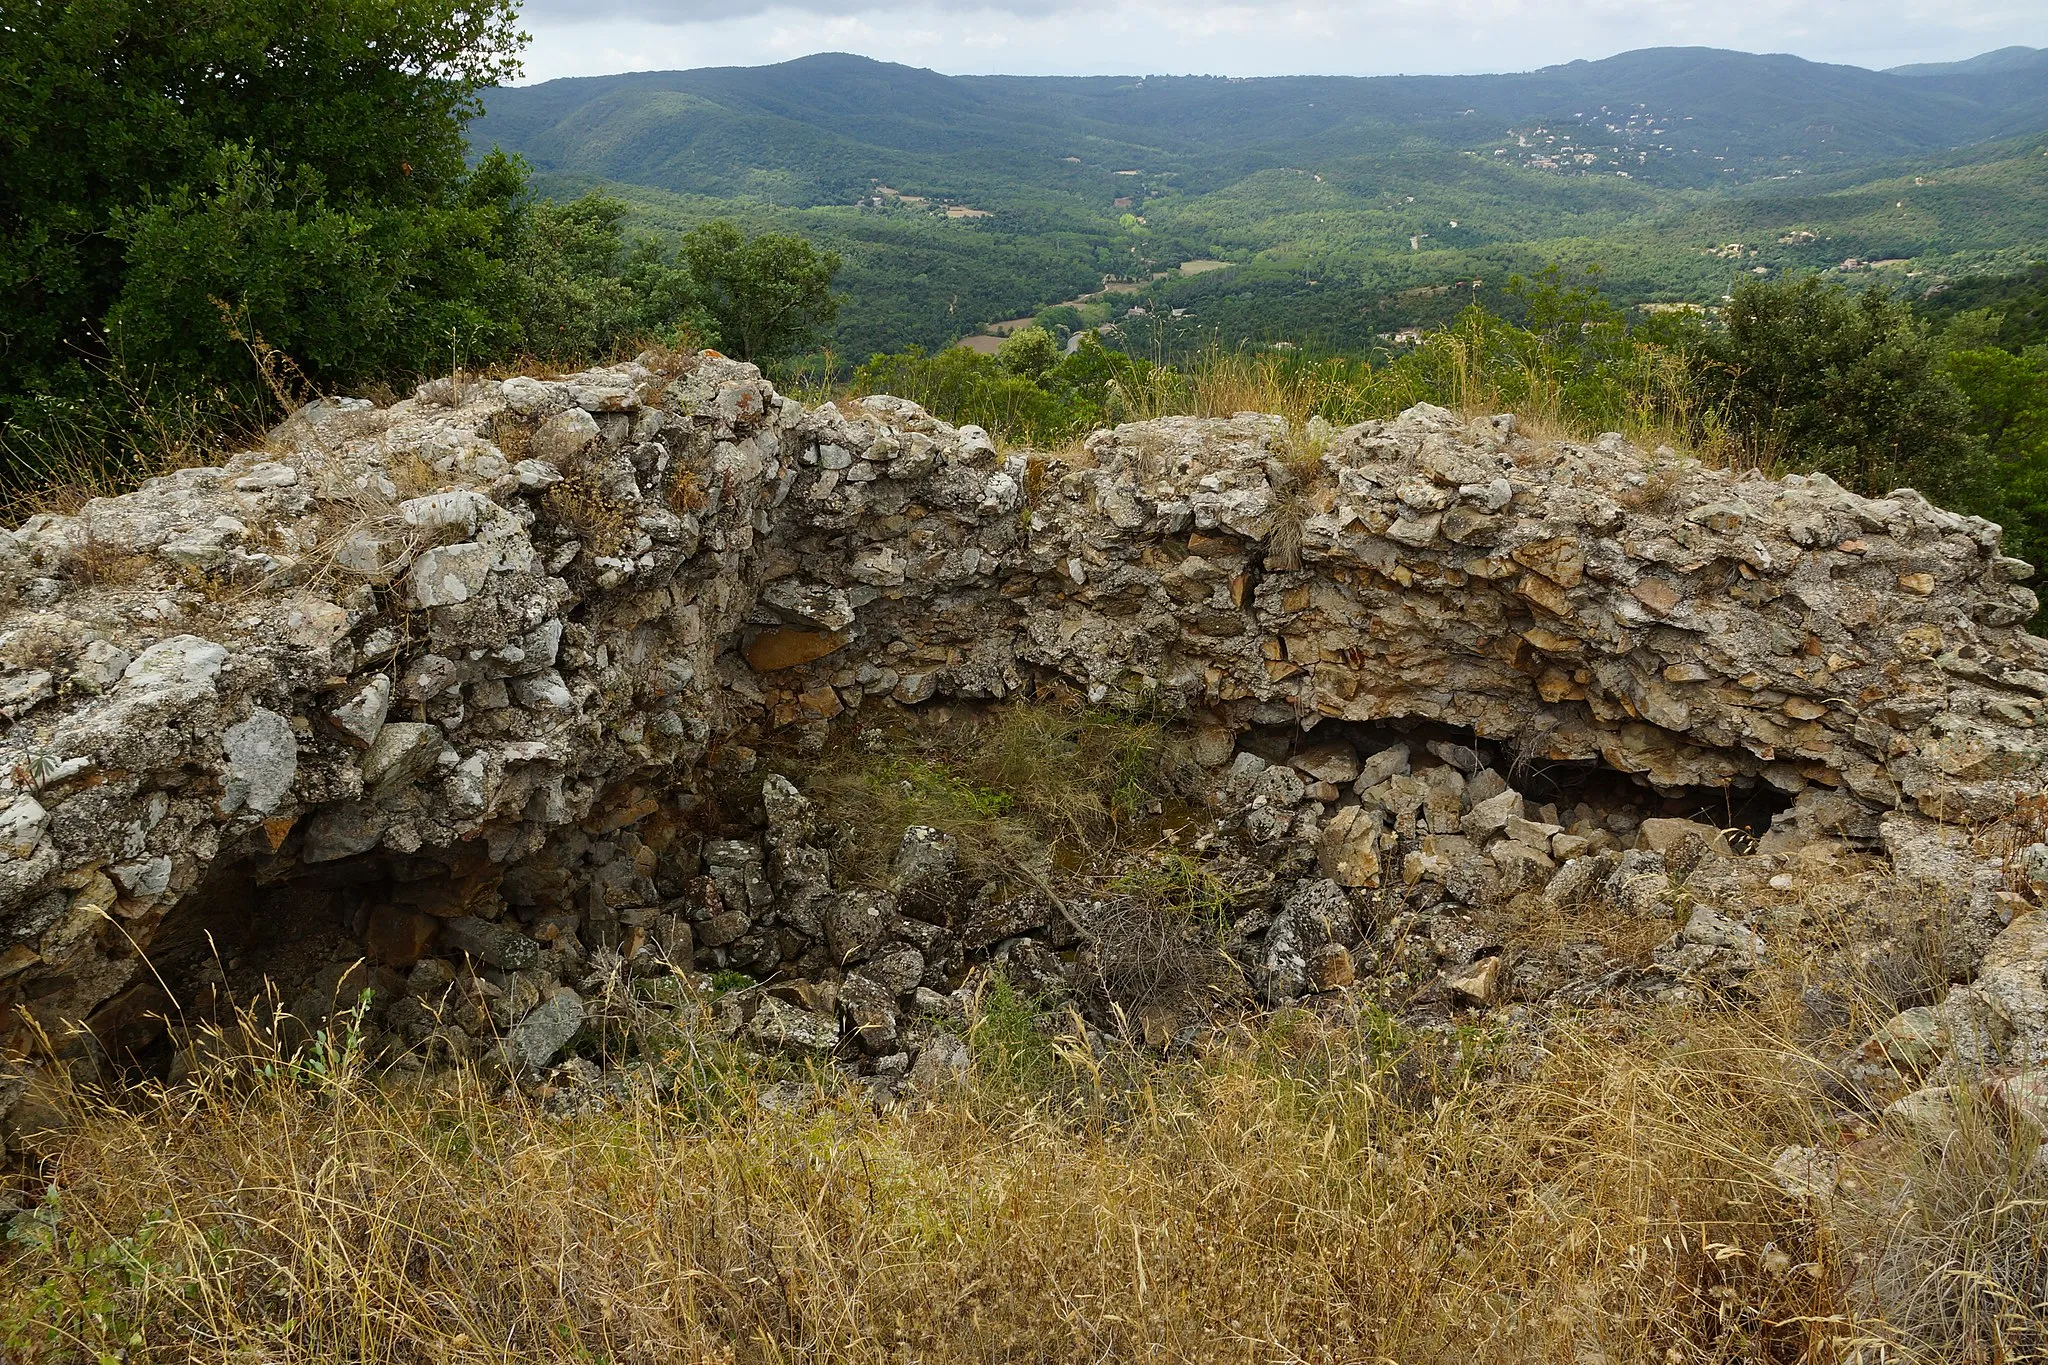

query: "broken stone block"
(747, 996), (840, 1057)
(1318, 805), (1383, 887)
(328, 674), (392, 748)
(906, 1033), (970, 1091)
(1462, 788), (1522, 840)
(837, 973), (900, 1055)
(1290, 740), (1360, 786)
(1425, 739), (1483, 774)
(866, 945), (927, 998)
(996, 939), (1070, 999)
(408, 542), (494, 609)
(1883, 1086), (1961, 1144)
(299, 801), (385, 863)
(1488, 841), (1555, 896)
(1444, 955), (1498, 1006)
(1463, 768), (1510, 809)
(1549, 832), (1593, 861)
(527, 408), (599, 464)
(1637, 818), (1731, 857)
(1865, 1006), (1945, 1072)
(1263, 879), (1357, 1002)
(1605, 849), (1672, 916)
(827, 889), (897, 964)
(1542, 852), (1616, 909)
(1352, 742), (1411, 791)
(504, 988), (584, 1073)
(958, 892), (1053, 952)
(362, 721), (443, 796)
(1769, 1145), (1842, 1202)
(1503, 815), (1562, 850)
(440, 916), (541, 972)
(892, 827), (959, 922)
(1308, 942), (1355, 991)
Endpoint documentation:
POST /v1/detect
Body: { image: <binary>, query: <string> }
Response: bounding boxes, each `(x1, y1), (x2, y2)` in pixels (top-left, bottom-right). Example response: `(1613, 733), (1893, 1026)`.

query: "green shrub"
(0, 0), (524, 438)
(1696, 275), (1987, 501)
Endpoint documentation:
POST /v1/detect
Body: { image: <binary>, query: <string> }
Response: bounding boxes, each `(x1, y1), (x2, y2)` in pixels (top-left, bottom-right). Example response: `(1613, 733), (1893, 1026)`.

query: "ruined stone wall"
(1, 354), (2043, 1065)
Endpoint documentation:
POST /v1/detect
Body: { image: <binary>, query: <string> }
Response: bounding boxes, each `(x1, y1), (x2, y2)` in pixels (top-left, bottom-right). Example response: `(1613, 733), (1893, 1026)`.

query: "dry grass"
(1081, 336), (1756, 487)
(544, 461), (637, 557)
(1111, 348), (1353, 433)
(54, 514), (158, 588)
(1262, 453), (1332, 571)
(3, 981), (2041, 1364)
(1498, 886), (1678, 972)
(1836, 1094), (2048, 1354)
(0, 391), (240, 525)
(1614, 457), (1694, 513)
(1087, 846), (1269, 1012)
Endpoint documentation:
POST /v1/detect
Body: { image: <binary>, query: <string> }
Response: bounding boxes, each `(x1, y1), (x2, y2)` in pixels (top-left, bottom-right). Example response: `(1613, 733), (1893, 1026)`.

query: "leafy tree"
(1919, 262), (2048, 351)
(1505, 262), (1623, 350)
(107, 143), (523, 391)
(851, 331), (1153, 447)
(853, 346), (1092, 444)
(0, 0), (525, 418)
(1946, 345), (2048, 575)
(1036, 305), (1086, 338)
(1698, 276), (1985, 502)
(679, 221), (841, 361)
(1946, 346), (2048, 465)
(1050, 331), (1153, 409)
(996, 327), (1060, 381)
(503, 191), (717, 363)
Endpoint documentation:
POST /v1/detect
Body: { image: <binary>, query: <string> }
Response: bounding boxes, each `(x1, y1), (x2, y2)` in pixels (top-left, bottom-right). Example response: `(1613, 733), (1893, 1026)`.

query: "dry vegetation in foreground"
(2, 981), (2044, 1365)
(1096, 328), (1755, 473)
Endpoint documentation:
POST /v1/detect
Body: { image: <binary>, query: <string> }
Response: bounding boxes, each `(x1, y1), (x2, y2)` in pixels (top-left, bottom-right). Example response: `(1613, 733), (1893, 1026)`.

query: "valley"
(477, 47), (2048, 358)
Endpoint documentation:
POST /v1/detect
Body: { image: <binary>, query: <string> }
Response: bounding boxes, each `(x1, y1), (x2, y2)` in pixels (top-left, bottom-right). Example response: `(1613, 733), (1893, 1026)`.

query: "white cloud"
(510, 0), (2047, 83)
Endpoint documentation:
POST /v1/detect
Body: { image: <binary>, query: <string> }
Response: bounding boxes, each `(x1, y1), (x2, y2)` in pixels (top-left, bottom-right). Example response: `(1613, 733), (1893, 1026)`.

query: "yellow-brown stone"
(1511, 535), (1585, 588)
(1631, 577), (1682, 614)
(366, 905), (437, 967)
(798, 685), (844, 719)
(744, 627), (848, 672)
(1518, 572), (1572, 617)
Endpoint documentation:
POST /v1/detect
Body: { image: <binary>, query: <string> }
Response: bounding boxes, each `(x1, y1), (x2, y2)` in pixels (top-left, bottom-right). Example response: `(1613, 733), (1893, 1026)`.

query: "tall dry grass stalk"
(1094, 330), (1755, 476)
(1110, 347), (1368, 433)
(3, 982), (2041, 1364)
(0, 382), (247, 524)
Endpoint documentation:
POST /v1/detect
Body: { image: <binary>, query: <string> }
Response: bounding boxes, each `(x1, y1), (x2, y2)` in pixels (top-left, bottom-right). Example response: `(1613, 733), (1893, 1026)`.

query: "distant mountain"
(1888, 47), (2048, 78)
(470, 47), (2048, 357)
(477, 47), (2048, 202)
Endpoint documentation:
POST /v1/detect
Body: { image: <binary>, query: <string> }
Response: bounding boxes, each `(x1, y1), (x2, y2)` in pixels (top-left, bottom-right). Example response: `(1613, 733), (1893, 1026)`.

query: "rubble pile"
(2, 353), (2045, 1115)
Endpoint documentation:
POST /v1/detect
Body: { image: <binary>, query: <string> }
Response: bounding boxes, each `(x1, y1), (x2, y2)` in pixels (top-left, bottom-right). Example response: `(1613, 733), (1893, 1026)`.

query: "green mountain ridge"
(1888, 46), (2046, 78)
(473, 47), (2048, 357)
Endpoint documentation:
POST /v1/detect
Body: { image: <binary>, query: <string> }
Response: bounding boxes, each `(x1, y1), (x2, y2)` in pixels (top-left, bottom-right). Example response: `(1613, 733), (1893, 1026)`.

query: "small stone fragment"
(1445, 955), (1499, 1006)
(362, 722), (444, 796)
(747, 996), (840, 1056)
(328, 675), (393, 748)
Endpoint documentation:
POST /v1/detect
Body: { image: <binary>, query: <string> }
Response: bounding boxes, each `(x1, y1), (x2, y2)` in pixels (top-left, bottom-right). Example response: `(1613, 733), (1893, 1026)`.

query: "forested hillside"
(475, 47), (2048, 356)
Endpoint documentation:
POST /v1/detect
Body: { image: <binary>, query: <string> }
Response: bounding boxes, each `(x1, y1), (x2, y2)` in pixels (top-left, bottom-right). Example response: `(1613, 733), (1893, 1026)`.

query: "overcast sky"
(511, 0), (2046, 84)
